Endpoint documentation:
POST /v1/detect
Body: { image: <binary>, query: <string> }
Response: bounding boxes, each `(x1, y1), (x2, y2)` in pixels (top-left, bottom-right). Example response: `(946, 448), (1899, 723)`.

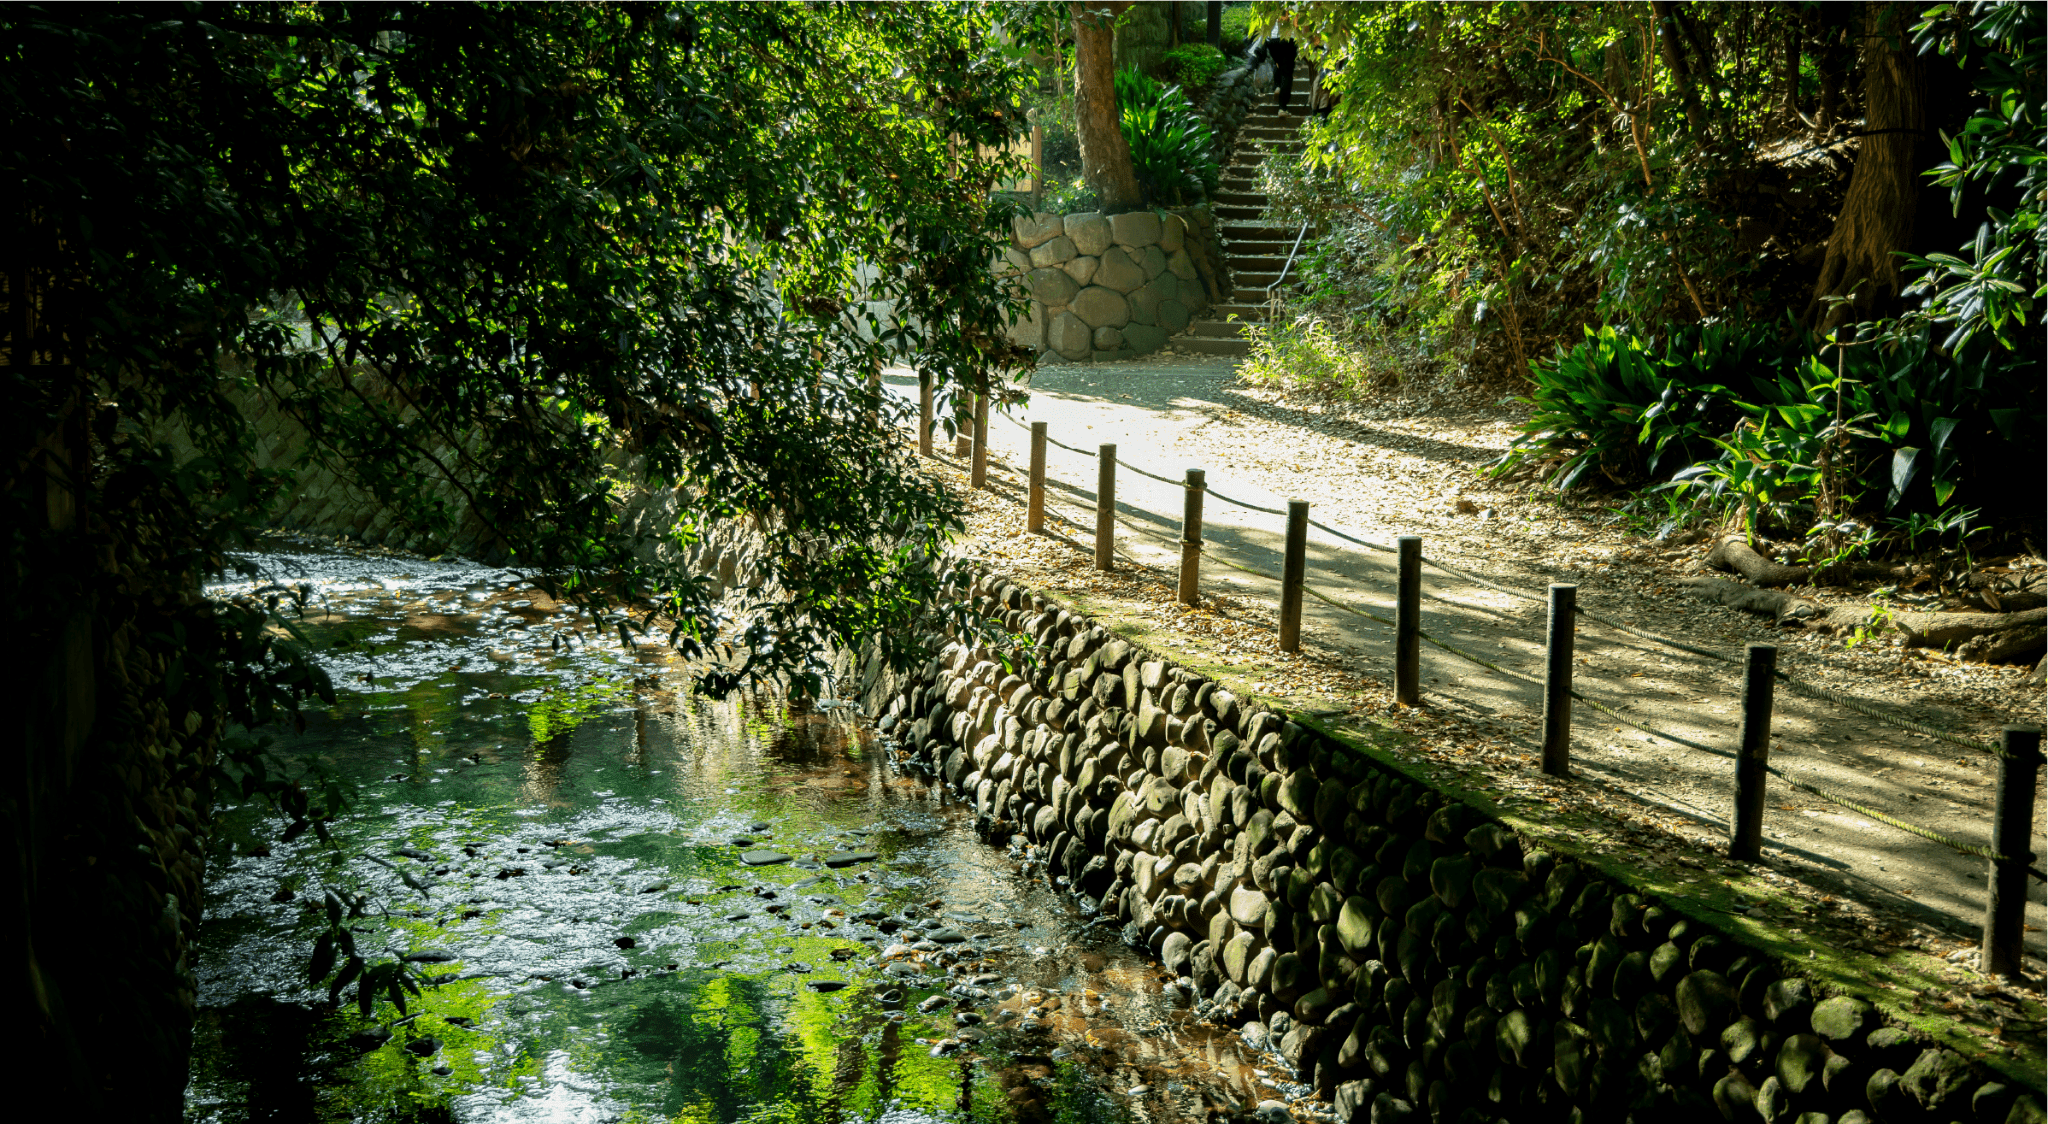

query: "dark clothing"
(1247, 37), (1299, 109)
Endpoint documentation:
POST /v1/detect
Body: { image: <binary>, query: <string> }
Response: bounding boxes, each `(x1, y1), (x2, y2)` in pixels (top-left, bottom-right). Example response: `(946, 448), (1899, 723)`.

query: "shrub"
(1495, 317), (2044, 543)
(1219, 4), (1261, 51)
(1495, 320), (1806, 490)
(1241, 311), (1409, 399)
(1162, 43), (1228, 91)
(1114, 68), (1219, 205)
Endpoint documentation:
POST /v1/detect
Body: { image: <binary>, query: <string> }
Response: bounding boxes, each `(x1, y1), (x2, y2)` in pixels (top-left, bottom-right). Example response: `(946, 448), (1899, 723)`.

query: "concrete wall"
(867, 570), (2047, 1124)
(1005, 208), (1222, 364)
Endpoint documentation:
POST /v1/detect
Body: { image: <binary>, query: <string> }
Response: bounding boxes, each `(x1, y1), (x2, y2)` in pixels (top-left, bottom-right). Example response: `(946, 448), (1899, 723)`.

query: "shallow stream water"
(188, 540), (1292, 1124)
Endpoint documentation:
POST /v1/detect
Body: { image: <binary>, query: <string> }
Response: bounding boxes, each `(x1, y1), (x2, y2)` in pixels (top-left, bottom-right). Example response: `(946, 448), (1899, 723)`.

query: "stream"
(186, 538), (1293, 1124)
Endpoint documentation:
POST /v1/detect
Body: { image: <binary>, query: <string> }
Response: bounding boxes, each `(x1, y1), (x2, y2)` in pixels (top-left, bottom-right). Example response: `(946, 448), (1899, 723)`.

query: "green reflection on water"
(191, 556), (1162, 1124)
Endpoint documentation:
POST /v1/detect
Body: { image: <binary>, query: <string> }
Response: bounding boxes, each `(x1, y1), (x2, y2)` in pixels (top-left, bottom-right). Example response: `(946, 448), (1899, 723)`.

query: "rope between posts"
(1774, 675), (2002, 755)
(1764, 764), (2048, 881)
(1100, 501), (1730, 759)
(996, 409), (2007, 757)
(1046, 450), (2041, 883)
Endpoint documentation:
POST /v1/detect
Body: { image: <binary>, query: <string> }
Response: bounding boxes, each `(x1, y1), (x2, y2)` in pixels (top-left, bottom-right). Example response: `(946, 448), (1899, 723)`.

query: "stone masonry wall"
(868, 570), (2046, 1124)
(1006, 208), (1220, 364)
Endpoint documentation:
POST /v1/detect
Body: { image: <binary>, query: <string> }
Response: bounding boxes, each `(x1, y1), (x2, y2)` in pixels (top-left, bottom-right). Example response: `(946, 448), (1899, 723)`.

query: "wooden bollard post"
(1984, 725), (2044, 978)
(918, 371), (934, 457)
(1095, 444), (1116, 571)
(1027, 422), (1047, 534)
(1540, 583), (1578, 776)
(1395, 536), (1421, 705)
(1727, 643), (1777, 862)
(971, 373), (990, 489)
(1178, 468), (1205, 606)
(1279, 501), (1308, 652)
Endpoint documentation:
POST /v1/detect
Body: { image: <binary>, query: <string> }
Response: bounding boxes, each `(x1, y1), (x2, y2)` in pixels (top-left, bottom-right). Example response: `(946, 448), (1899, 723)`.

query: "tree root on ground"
(1678, 576), (1823, 623)
(1706, 536), (1913, 587)
(1809, 604), (2046, 662)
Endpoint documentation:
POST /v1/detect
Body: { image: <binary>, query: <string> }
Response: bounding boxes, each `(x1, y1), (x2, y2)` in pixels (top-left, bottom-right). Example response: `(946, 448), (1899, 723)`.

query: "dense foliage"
(1163, 41), (1231, 89)
(1247, 0), (2041, 551)
(1495, 317), (2041, 546)
(5, 2), (1032, 1113)
(1116, 66), (1223, 205)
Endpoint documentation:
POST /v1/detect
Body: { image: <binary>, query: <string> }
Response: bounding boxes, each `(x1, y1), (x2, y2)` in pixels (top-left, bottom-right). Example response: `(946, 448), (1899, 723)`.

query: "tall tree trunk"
(1808, 1), (1926, 330)
(1207, 0), (1221, 48)
(1071, 0), (1143, 213)
(1651, 0), (1710, 138)
(1777, 22), (1801, 125)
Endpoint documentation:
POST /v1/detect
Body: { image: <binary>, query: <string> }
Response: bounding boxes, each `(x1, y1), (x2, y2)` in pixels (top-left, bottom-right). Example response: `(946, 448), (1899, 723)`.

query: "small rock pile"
(1004, 208), (1220, 363)
(872, 572), (2045, 1124)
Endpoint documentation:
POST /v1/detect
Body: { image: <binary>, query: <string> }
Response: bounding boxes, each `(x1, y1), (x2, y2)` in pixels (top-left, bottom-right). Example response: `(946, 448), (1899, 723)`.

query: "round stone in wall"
(1158, 299), (1192, 333)
(1029, 233), (1076, 269)
(1027, 266), (1079, 306)
(1047, 311), (1092, 359)
(1177, 275), (1207, 308)
(1071, 285), (1131, 329)
(1013, 211), (1064, 249)
(1123, 322), (1167, 354)
(1130, 275), (1177, 322)
(1092, 325), (1123, 351)
(1167, 248), (1198, 281)
(1063, 255), (1100, 287)
(1111, 210), (1162, 247)
(1094, 246), (1146, 292)
(1138, 244), (1168, 280)
(1065, 211), (1112, 256)
(1159, 215), (1186, 253)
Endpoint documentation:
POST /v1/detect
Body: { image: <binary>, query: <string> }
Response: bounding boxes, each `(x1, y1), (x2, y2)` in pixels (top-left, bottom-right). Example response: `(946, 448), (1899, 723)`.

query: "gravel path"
(886, 357), (2047, 991)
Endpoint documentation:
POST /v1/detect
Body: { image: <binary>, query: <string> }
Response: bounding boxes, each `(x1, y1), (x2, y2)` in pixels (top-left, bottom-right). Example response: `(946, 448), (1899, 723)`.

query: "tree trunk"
(1651, 0), (1710, 138)
(1777, 23), (1801, 124)
(1207, 0), (1221, 48)
(1071, 0), (1143, 213)
(1807, 1), (1926, 330)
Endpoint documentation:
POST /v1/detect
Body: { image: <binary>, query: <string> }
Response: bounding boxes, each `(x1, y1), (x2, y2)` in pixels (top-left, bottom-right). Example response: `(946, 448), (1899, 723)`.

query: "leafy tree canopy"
(4, 3), (1033, 1111)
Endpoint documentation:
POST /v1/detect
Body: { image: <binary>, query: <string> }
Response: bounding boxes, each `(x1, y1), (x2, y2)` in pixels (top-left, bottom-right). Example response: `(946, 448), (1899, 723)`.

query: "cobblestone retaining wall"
(867, 570), (2046, 1124)
(1005, 207), (1221, 364)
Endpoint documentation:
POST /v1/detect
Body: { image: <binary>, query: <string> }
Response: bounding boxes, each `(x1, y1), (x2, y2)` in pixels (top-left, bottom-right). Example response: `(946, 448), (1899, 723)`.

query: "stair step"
(1225, 255), (1289, 272)
(1174, 335), (1251, 357)
(1222, 226), (1300, 241)
(1214, 205), (1268, 220)
(1213, 191), (1267, 207)
(1222, 242), (1294, 258)
(1187, 320), (1248, 338)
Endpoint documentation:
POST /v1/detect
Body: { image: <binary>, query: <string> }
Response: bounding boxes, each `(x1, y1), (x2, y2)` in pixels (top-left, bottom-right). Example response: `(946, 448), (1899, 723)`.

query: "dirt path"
(886, 357), (2047, 991)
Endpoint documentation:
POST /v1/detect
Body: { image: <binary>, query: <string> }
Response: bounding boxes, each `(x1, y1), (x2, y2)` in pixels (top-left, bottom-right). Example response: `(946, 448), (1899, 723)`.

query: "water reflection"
(189, 539), (1277, 1123)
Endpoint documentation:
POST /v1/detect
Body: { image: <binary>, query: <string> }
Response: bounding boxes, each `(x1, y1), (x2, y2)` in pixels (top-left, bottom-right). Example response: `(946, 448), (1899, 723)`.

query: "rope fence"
(957, 405), (2044, 971)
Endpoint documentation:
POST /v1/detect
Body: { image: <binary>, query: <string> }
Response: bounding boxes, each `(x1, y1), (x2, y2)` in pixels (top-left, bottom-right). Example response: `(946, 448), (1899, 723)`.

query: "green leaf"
(1889, 447), (1922, 507)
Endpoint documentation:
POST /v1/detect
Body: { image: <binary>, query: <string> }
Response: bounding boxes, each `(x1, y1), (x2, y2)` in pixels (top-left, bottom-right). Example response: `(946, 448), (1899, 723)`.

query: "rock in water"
(739, 850), (793, 866)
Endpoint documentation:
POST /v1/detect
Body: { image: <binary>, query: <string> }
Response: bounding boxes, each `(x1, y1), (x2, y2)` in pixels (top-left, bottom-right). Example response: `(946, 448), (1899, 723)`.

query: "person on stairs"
(1246, 33), (1298, 113)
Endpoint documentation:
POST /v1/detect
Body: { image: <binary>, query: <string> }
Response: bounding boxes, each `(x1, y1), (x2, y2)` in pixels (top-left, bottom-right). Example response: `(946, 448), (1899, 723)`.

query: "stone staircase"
(1181, 68), (1317, 359)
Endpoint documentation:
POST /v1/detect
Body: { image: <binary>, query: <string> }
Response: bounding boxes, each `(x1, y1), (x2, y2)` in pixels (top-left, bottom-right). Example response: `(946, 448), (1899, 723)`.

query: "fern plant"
(1114, 67), (1219, 206)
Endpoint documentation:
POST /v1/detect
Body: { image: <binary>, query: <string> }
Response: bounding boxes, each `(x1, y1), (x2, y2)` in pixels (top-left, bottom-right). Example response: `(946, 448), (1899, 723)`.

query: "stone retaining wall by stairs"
(865, 570), (2045, 1124)
(1005, 207), (1224, 364)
